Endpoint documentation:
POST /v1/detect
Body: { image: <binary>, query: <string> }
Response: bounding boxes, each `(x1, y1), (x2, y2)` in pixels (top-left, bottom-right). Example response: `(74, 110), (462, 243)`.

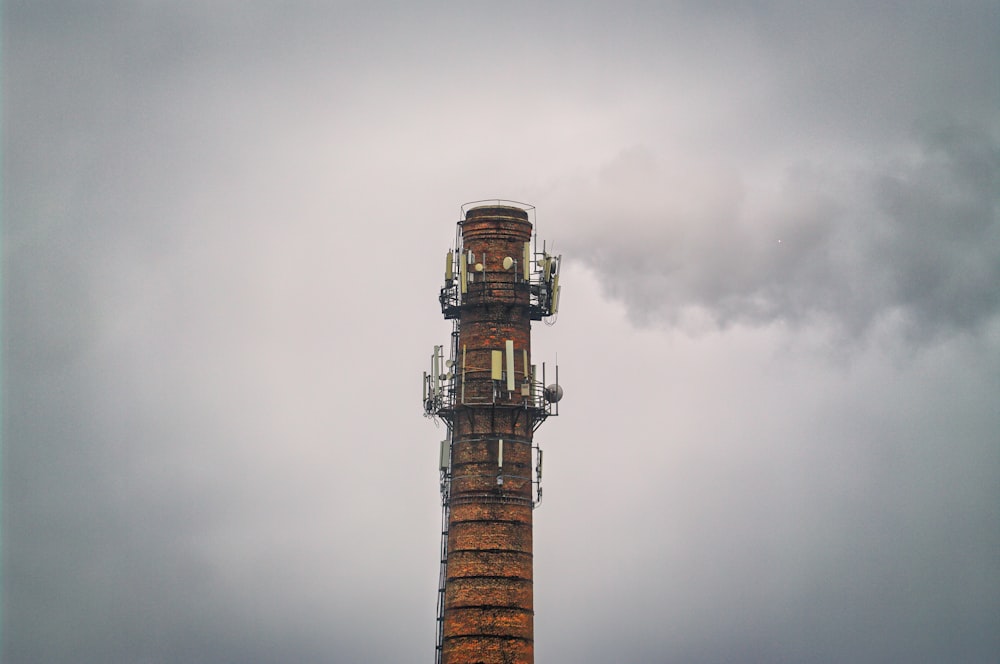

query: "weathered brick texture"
(443, 637), (534, 664)
(451, 502), (532, 524)
(449, 521), (532, 553)
(448, 550), (533, 579)
(443, 206), (539, 664)
(445, 607), (533, 638)
(445, 577), (533, 609)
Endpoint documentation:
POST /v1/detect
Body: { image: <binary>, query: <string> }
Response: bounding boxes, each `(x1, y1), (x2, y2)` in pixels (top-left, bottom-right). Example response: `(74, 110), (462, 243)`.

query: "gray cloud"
(4, 1), (998, 663)
(556, 123), (1000, 341)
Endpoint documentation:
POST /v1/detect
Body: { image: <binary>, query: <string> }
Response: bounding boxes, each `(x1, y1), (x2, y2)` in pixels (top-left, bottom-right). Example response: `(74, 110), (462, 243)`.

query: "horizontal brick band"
(445, 576), (532, 609)
(450, 501), (533, 522)
(447, 550), (533, 579)
(449, 493), (534, 508)
(449, 521), (532, 553)
(444, 606), (533, 639)
(451, 474), (532, 495)
(441, 635), (533, 664)
(443, 634), (534, 646)
(452, 439), (531, 463)
(452, 460), (530, 474)
(450, 518), (531, 530)
(454, 433), (532, 442)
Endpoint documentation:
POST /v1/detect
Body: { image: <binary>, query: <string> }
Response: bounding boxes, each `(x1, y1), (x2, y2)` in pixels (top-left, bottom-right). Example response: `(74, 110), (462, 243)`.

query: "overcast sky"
(3, 1), (998, 662)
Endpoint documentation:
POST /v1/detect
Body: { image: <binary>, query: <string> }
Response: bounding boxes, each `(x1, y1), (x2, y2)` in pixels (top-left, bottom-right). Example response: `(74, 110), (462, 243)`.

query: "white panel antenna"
(551, 274), (560, 314)
(497, 439), (504, 485)
(505, 340), (515, 392)
(491, 350), (503, 380)
(433, 345), (442, 396)
(440, 439), (450, 470)
(461, 345), (467, 404)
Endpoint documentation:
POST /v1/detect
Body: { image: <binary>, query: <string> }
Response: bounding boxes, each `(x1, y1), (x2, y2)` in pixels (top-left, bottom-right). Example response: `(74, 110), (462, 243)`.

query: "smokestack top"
(464, 205), (530, 222)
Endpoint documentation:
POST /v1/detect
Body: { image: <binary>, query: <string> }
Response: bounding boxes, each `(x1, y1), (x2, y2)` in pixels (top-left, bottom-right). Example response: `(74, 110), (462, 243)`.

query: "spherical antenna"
(544, 384), (563, 403)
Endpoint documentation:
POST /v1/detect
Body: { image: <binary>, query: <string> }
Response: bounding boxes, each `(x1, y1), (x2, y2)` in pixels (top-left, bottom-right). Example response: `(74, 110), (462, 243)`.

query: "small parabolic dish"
(544, 384), (564, 403)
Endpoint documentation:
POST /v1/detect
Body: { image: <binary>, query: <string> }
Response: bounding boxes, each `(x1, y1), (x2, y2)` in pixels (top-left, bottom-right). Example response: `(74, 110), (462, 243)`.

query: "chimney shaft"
(445, 206), (535, 663)
(425, 202), (561, 664)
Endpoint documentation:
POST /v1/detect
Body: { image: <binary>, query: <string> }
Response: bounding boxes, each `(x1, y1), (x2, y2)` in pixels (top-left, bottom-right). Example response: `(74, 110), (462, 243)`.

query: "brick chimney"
(424, 202), (562, 664)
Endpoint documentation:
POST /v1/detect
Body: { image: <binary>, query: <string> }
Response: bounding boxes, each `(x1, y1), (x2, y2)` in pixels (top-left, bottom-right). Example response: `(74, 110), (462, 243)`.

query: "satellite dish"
(475, 263), (484, 272)
(544, 384), (563, 403)
(502, 256), (514, 270)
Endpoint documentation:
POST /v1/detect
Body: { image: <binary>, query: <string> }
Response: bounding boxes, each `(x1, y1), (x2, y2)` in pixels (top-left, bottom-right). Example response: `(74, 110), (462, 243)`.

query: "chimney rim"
(462, 199), (533, 222)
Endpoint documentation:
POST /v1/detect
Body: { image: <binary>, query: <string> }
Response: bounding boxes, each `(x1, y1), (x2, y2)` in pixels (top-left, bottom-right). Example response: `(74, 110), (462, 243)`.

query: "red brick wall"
(442, 206), (537, 664)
